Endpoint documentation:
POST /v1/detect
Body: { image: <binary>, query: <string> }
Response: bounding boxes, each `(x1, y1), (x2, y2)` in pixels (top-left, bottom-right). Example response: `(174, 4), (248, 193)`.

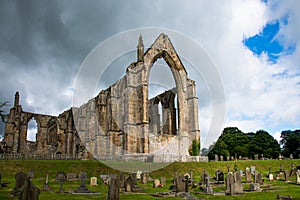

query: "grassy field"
(0, 159), (300, 199)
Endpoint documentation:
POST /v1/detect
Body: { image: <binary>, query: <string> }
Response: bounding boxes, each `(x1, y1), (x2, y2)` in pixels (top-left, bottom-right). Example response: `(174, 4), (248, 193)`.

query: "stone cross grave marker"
(107, 174), (119, 200)
(13, 172), (27, 196)
(90, 177), (97, 186)
(56, 172), (66, 193)
(74, 172), (91, 193)
(18, 177), (40, 200)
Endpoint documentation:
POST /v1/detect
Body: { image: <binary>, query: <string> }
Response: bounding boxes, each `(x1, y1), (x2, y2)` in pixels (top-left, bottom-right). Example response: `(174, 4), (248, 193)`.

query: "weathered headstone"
(250, 166), (255, 175)
(201, 171), (209, 186)
(90, 177), (97, 186)
(66, 173), (77, 181)
(269, 173), (274, 182)
(225, 172), (243, 195)
(215, 154), (218, 161)
(107, 174), (119, 200)
(255, 173), (263, 185)
(176, 175), (185, 193)
(246, 170), (252, 183)
(56, 172), (66, 193)
(215, 170), (224, 182)
(153, 179), (160, 188)
(74, 172), (91, 193)
(220, 155), (224, 161)
(41, 173), (51, 192)
(136, 171), (142, 180)
(118, 174), (126, 188)
(284, 170), (290, 182)
(140, 172), (149, 184)
(296, 170), (300, 184)
(290, 154), (293, 160)
(249, 183), (260, 191)
(125, 176), (134, 192)
(18, 177), (40, 200)
(13, 172), (27, 196)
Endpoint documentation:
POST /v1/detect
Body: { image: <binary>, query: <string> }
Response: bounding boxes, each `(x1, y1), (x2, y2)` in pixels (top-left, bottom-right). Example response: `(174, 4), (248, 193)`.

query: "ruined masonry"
(2, 33), (200, 161)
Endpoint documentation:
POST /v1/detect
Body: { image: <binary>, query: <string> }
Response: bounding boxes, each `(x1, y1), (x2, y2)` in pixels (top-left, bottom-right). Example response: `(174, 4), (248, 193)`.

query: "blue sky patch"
(243, 18), (295, 63)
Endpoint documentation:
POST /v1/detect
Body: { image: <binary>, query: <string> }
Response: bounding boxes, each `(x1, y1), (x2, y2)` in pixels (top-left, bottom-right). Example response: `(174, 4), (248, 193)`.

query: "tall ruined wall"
(2, 33), (200, 160)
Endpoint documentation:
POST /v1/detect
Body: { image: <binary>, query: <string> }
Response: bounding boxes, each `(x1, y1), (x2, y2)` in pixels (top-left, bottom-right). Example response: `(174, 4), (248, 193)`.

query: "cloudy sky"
(0, 0), (299, 148)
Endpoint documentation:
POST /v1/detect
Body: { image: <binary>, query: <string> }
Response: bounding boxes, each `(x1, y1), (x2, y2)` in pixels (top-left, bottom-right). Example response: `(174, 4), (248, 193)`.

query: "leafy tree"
(280, 130), (300, 159)
(248, 130), (280, 159)
(0, 101), (9, 122)
(189, 139), (200, 156)
(208, 127), (281, 160)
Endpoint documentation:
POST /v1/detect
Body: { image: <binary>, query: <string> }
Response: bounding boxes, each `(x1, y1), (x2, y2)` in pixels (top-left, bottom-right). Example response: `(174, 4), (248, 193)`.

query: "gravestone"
(296, 170), (300, 184)
(246, 170), (252, 183)
(141, 172), (149, 184)
(215, 170), (224, 182)
(225, 172), (243, 195)
(269, 173), (274, 182)
(255, 173), (263, 185)
(290, 154), (293, 160)
(215, 154), (218, 161)
(118, 174), (126, 188)
(227, 156), (230, 161)
(13, 172), (27, 196)
(249, 183), (260, 191)
(153, 179), (160, 188)
(66, 173), (77, 181)
(56, 172), (66, 193)
(201, 171), (209, 186)
(90, 177), (97, 186)
(125, 176), (134, 192)
(74, 172), (91, 193)
(176, 175), (185, 192)
(18, 177), (40, 200)
(41, 173), (51, 192)
(107, 174), (119, 200)
(160, 176), (166, 185)
(220, 155), (224, 161)
(284, 170), (290, 182)
(136, 171), (142, 180)
(129, 173), (137, 187)
(250, 166), (255, 175)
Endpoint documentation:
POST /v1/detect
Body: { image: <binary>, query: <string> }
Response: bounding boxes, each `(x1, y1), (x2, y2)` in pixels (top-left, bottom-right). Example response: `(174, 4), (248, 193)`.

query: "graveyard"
(0, 159), (300, 199)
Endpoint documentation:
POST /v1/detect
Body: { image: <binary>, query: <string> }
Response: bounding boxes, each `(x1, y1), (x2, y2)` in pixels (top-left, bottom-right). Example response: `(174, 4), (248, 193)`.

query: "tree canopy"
(208, 127), (280, 160)
(280, 129), (300, 159)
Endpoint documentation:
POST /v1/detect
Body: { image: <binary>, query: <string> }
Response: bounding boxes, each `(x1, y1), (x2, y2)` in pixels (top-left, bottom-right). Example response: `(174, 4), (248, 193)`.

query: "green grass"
(0, 159), (300, 199)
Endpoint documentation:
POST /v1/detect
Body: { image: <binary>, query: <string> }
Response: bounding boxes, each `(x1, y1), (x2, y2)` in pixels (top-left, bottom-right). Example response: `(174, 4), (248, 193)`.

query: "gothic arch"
(143, 33), (189, 136)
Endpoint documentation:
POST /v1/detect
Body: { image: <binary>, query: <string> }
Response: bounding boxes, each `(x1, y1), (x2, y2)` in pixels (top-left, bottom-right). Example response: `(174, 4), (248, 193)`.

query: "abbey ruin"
(1, 33), (200, 162)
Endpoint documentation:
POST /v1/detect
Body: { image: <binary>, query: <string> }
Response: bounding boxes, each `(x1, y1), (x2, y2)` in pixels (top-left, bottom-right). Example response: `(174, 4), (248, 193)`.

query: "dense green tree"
(280, 130), (300, 159)
(208, 127), (280, 160)
(249, 130), (280, 159)
(189, 139), (200, 156)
